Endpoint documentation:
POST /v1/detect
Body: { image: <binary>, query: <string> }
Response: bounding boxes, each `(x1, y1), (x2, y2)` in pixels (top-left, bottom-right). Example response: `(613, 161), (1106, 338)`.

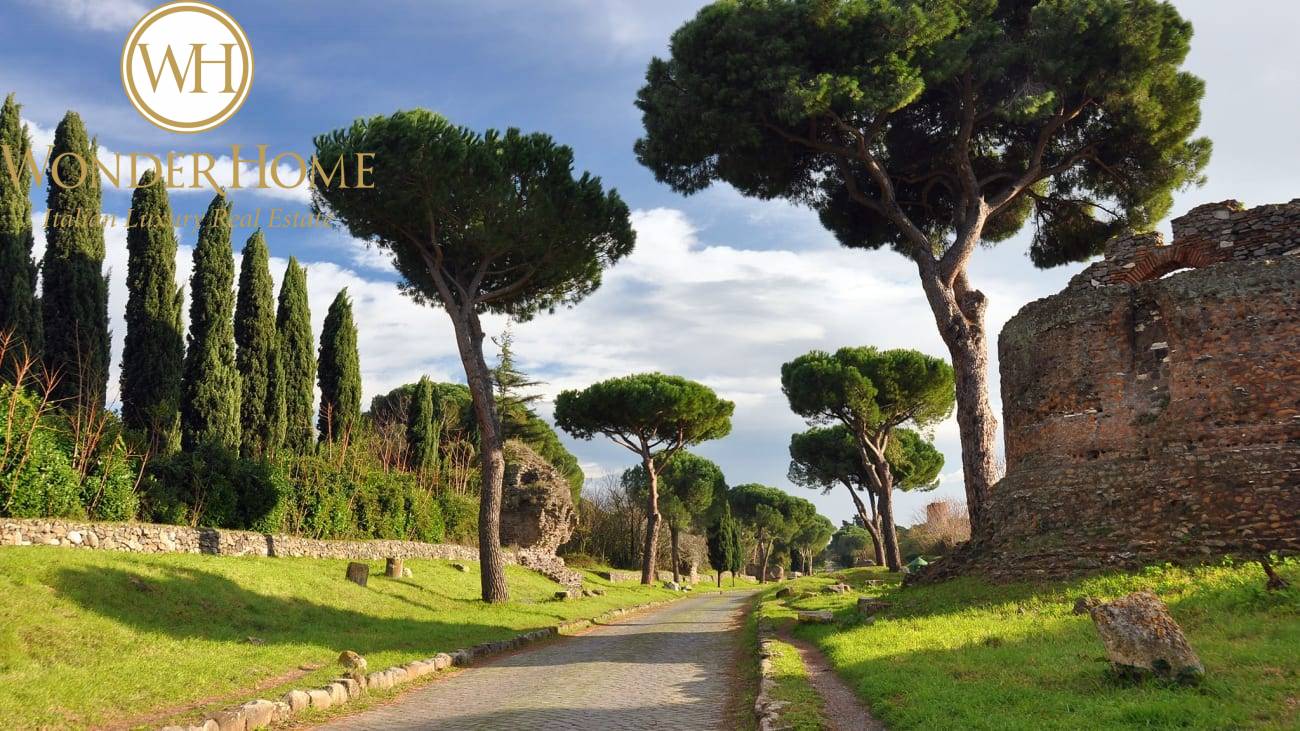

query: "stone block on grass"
(211, 709), (246, 731)
(796, 610), (835, 624)
(345, 562), (369, 587)
(1085, 591), (1204, 683)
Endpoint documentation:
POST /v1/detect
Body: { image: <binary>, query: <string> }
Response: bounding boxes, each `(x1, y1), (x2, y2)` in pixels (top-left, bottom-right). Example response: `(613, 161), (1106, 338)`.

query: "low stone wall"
(2, 518), (483, 562)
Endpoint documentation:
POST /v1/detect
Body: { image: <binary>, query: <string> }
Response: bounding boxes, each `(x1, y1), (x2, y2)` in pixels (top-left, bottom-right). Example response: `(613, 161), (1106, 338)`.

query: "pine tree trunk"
(449, 305), (509, 604)
(670, 525), (681, 584)
(845, 484), (885, 567)
(918, 267), (999, 536)
(640, 454), (660, 585)
(878, 481), (903, 572)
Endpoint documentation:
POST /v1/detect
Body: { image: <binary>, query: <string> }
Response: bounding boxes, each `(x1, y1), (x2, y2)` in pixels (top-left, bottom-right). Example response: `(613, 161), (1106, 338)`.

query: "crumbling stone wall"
(919, 201), (1300, 583)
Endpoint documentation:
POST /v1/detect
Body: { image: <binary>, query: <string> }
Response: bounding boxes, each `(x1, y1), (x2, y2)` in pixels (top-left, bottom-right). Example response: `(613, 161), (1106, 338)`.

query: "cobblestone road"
(314, 591), (753, 730)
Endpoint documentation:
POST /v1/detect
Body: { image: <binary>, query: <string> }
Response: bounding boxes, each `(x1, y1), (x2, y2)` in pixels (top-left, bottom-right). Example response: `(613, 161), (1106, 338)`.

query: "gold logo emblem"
(121, 1), (253, 134)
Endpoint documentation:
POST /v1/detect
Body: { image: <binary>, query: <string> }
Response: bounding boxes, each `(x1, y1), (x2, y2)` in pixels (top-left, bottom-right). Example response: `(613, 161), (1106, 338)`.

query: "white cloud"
(25, 0), (147, 32)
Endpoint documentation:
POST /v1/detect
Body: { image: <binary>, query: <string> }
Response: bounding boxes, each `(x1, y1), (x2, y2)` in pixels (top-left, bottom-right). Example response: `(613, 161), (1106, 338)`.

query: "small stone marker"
(452, 562), (468, 572)
(555, 590), (574, 600)
(857, 597), (891, 616)
(797, 610), (835, 624)
(385, 558), (404, 578)
(345, 562), (369, 587)
(774, 586), (792, 598)
(1084, 591), (1204, 683)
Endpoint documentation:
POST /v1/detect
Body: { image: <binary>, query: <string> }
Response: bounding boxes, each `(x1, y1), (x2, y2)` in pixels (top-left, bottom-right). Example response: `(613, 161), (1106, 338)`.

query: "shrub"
(437, 491), (478, 545)
(144, 446), (287, 530)
(0, 383), (83, 519)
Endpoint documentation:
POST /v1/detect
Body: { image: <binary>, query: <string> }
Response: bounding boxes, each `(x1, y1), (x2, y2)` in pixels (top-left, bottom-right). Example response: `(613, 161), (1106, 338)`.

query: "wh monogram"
(137, 43), (239, 94)
(121, 2), (252, 133)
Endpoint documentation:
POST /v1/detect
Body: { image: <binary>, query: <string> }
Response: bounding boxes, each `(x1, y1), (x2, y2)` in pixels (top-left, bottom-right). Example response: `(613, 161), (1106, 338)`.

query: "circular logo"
(121, 1), (253, 134)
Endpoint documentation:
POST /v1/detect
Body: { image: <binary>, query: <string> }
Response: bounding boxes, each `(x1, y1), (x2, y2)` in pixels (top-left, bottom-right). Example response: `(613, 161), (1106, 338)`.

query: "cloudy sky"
(3, 0), (1298, 527)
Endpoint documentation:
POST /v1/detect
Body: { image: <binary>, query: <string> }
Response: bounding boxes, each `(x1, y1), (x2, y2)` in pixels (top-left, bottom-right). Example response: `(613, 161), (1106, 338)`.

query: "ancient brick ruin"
(921, 200), (1300, 583)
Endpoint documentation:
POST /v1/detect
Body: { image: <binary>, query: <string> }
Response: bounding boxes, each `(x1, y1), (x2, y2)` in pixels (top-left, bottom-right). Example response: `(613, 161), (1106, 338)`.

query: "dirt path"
(314, 591), (753, 731)
(784, 633), (886, 731)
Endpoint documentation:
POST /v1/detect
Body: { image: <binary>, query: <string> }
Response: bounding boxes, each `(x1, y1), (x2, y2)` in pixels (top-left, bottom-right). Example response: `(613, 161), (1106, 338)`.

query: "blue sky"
(3, 0), (1299, 527)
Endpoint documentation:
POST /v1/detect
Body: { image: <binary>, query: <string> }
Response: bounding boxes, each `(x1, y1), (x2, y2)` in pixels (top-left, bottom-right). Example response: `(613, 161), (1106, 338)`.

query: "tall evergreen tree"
(317, 289), (360, 442)
(234, 229), (282, 458)
(0, 94), (41, 361)
(181, 194), (240, 452)
(276, 257), (315, 453)
(120, 171), (183, 453)
(706, 500), (736, 588)
(407, 375), (438, 472)
(42, 111), (109, 408)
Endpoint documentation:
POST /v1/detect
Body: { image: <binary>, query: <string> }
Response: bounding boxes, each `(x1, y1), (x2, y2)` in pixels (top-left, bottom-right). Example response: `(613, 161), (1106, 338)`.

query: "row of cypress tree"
(0, 95), (362, 458)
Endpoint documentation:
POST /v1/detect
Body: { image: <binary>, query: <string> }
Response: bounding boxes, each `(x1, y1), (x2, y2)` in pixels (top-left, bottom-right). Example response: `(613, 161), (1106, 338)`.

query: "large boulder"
(1085, 591), (1204, 683)
(500, 441), (576, 554)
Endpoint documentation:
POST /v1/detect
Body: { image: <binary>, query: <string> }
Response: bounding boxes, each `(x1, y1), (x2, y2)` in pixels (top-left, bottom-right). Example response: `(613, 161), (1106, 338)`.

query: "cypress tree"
(407, 375), (438, 472)
(276, 257), (314, 453)
(120, 171), (183, 454)
(42, 111), (109, 409)
(0, 94), (41, 362)
(234, 229), (281, 459)
(706, 502), (736, 589)
(181, 194), (240, 452)
(317, 288), (361, 442)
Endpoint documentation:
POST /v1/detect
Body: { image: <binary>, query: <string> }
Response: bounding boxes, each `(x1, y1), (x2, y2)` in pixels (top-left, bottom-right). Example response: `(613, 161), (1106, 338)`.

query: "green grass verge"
(0, 547), (690, 729)
(761, 637), (829, 731)
(755, 559), (1300, 730)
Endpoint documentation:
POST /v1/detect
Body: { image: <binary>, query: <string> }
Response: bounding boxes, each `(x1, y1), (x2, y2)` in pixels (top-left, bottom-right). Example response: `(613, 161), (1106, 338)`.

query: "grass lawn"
(0, 546), (689, 730)
(758, 559), (1300, 730)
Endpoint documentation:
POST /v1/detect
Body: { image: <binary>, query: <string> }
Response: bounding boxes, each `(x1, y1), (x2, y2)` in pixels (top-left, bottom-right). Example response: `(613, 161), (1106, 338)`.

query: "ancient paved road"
(315, 591), (754, 731)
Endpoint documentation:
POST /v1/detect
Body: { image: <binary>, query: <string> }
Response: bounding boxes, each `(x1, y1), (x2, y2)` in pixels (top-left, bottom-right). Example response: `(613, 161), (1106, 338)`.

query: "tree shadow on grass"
(50, 564), (545, 657)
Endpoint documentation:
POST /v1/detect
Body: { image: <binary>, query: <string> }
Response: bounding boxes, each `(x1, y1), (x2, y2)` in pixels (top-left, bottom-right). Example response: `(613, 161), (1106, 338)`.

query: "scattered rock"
(402, 566), (413, 578)
(345, 562), (369, 587)
(797, 610), (835, 624)
(555, 590), (575, 600)
(432, 653), (452, 670)
(856, 598), (891, 615)
(1073, 596), (1101, 615)
(298, 662), (324, 671)
(663, 581), (680, 591)
(823, 583), (852, 594)
(1085, 591), (1204, 683)
(338, 650), (367, 679)
(244, 636), (264, 646)
(452, 562), (468, 572)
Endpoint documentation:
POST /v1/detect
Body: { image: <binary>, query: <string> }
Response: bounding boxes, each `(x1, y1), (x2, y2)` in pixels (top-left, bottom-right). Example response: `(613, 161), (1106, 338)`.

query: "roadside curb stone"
(156, 594), (688, 730)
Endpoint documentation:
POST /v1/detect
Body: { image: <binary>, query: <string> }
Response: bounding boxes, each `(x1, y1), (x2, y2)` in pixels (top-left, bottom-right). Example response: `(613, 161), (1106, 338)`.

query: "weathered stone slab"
(1086, 591), (1204, 682)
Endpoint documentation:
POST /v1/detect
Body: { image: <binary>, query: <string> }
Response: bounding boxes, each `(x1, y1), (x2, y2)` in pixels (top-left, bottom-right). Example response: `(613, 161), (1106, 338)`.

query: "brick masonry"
(920, 200), (1300, 583)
